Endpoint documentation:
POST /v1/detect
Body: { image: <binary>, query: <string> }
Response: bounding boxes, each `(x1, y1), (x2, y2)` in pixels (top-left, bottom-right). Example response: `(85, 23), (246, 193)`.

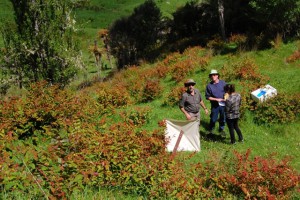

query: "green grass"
(74, 0), (188, 29)
(1, 0), (299, 198)
(1, 0), (299, 173)
(0, 0), (13, 21)
(117, 40), (300, 172)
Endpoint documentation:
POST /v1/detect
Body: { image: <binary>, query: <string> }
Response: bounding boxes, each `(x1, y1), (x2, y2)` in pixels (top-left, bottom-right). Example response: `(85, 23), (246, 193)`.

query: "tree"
(217, 0), (225, 40)
(0, 0), (82, 88)
(170, 1), (218, 40)
(249, 0), (300, 38)
(108, 0), (162, 69)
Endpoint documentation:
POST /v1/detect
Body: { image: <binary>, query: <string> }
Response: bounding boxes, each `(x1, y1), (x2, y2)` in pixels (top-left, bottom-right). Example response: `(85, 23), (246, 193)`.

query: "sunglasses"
(186, 83), (195, 87)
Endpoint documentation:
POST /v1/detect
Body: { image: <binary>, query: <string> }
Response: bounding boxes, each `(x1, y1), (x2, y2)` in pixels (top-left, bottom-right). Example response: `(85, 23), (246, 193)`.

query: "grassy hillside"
(0, 0), (187, 45)
(124, 41), (300, 169)
(73, 40), (300, 199)
(74, 0), (187, 29)
(0, 1), (299, 199)
(1, 0), (299, 176)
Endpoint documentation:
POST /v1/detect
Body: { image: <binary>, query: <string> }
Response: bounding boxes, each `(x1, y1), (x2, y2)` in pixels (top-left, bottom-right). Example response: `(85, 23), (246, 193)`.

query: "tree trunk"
(218, 0), (226, 41)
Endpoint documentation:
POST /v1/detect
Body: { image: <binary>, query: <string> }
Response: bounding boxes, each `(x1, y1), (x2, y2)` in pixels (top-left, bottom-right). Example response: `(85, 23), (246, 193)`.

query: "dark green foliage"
(169, 0), (300, 50)
(204, 0), (256, 34)
(108, 0), (163, 69)
(250, 0), (300, 38)
(0, 0), (82, 88)
(170, 1), (218, 41)
(253, 93), (300, 125)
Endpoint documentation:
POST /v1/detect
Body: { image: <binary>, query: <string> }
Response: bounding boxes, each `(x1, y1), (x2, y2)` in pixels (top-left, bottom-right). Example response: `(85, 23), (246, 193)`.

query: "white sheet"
(165, 119), (200, 152)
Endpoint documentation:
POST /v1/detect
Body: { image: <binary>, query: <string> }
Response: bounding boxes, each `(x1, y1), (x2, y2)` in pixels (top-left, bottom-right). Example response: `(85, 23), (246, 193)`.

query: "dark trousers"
(226, 118), (243, 144)
(209, 106), (226, 132)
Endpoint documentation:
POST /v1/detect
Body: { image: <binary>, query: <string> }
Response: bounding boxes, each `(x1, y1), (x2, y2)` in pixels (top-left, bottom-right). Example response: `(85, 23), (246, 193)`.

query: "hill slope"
(95, 41), (300, 170)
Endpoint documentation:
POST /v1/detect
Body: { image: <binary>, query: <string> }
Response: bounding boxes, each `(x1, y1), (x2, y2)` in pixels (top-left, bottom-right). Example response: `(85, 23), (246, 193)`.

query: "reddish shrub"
(220, 149), (300, 199)
(286, 50), (300, 63)
(163, 86), (186, 107)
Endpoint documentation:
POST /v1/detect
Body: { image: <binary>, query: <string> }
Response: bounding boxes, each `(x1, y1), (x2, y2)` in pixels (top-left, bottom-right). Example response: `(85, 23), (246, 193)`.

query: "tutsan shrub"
(253, 93), (300, 125)
(162, 85), (186, 107)
(220, 149), (300, 199)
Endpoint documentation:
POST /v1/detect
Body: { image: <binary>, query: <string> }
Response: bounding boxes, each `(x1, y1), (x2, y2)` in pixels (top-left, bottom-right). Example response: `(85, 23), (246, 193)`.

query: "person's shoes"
(207, 132), (212, 136)
(231, 142), (236, 145)
(207, 131), (214, 135)
(220, 131), (226, 138)
(238, 139), (244, 143)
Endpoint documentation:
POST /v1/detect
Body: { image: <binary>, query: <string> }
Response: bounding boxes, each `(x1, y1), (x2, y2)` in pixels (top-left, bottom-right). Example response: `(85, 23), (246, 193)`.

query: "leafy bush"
(221, 58), (268, 83)
(286, 49), (300, 63)
(163, 86), (186, 107)
(207, 36), (226, 54)
(120, 106), (152, 127)
(182, 46), (210, 71)
(95, 82), (132, 109)
(140, 78), (163, 103)
(108, 0), (163, 68)
(220, 149), (300, 199)
(253, 93), (300, 125)
(229, 34), (248, 50)
(219, 58), (270, 117)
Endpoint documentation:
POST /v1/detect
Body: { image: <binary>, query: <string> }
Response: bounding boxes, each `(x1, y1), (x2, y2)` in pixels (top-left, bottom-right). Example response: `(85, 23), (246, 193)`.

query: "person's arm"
(180, 107), (192, 120)
(207, 96), (225, 102)
(225, 98), (232, 113)
(179, 94), (192, 120)
(200, 100), (209, 115)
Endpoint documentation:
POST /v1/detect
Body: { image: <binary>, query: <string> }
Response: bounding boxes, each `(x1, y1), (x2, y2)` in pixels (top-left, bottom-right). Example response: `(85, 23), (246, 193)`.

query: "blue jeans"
(209, 106), (226, 132)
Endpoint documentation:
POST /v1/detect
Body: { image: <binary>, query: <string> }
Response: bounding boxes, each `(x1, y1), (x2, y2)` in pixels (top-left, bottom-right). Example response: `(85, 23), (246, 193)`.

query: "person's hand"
(224, 93), (229, 100)
(216, 98), (223, 102)
(186, 113), (192, 120)
(204, 108), (209, 115)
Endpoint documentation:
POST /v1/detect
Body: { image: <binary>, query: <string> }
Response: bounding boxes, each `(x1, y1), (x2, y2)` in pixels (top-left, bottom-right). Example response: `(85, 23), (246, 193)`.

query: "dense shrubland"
(1, 0), (300, 199)
(1, 46), (300, 199)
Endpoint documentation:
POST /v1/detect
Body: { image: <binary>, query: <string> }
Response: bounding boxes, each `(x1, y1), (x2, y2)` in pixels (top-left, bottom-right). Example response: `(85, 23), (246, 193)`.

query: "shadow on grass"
(200, 120), (227, 144)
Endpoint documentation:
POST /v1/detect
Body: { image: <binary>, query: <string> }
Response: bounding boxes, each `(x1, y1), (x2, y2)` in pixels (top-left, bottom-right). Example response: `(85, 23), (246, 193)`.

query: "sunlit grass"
(0, 0), (299, 198)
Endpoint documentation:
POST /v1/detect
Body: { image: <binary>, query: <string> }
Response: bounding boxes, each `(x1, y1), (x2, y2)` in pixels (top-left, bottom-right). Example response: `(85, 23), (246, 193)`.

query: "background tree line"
(108, 0), (300, 69)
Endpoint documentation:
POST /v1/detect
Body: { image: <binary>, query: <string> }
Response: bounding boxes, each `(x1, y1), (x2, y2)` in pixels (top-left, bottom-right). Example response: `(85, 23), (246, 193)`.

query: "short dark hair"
(224, 84), (235, 93)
